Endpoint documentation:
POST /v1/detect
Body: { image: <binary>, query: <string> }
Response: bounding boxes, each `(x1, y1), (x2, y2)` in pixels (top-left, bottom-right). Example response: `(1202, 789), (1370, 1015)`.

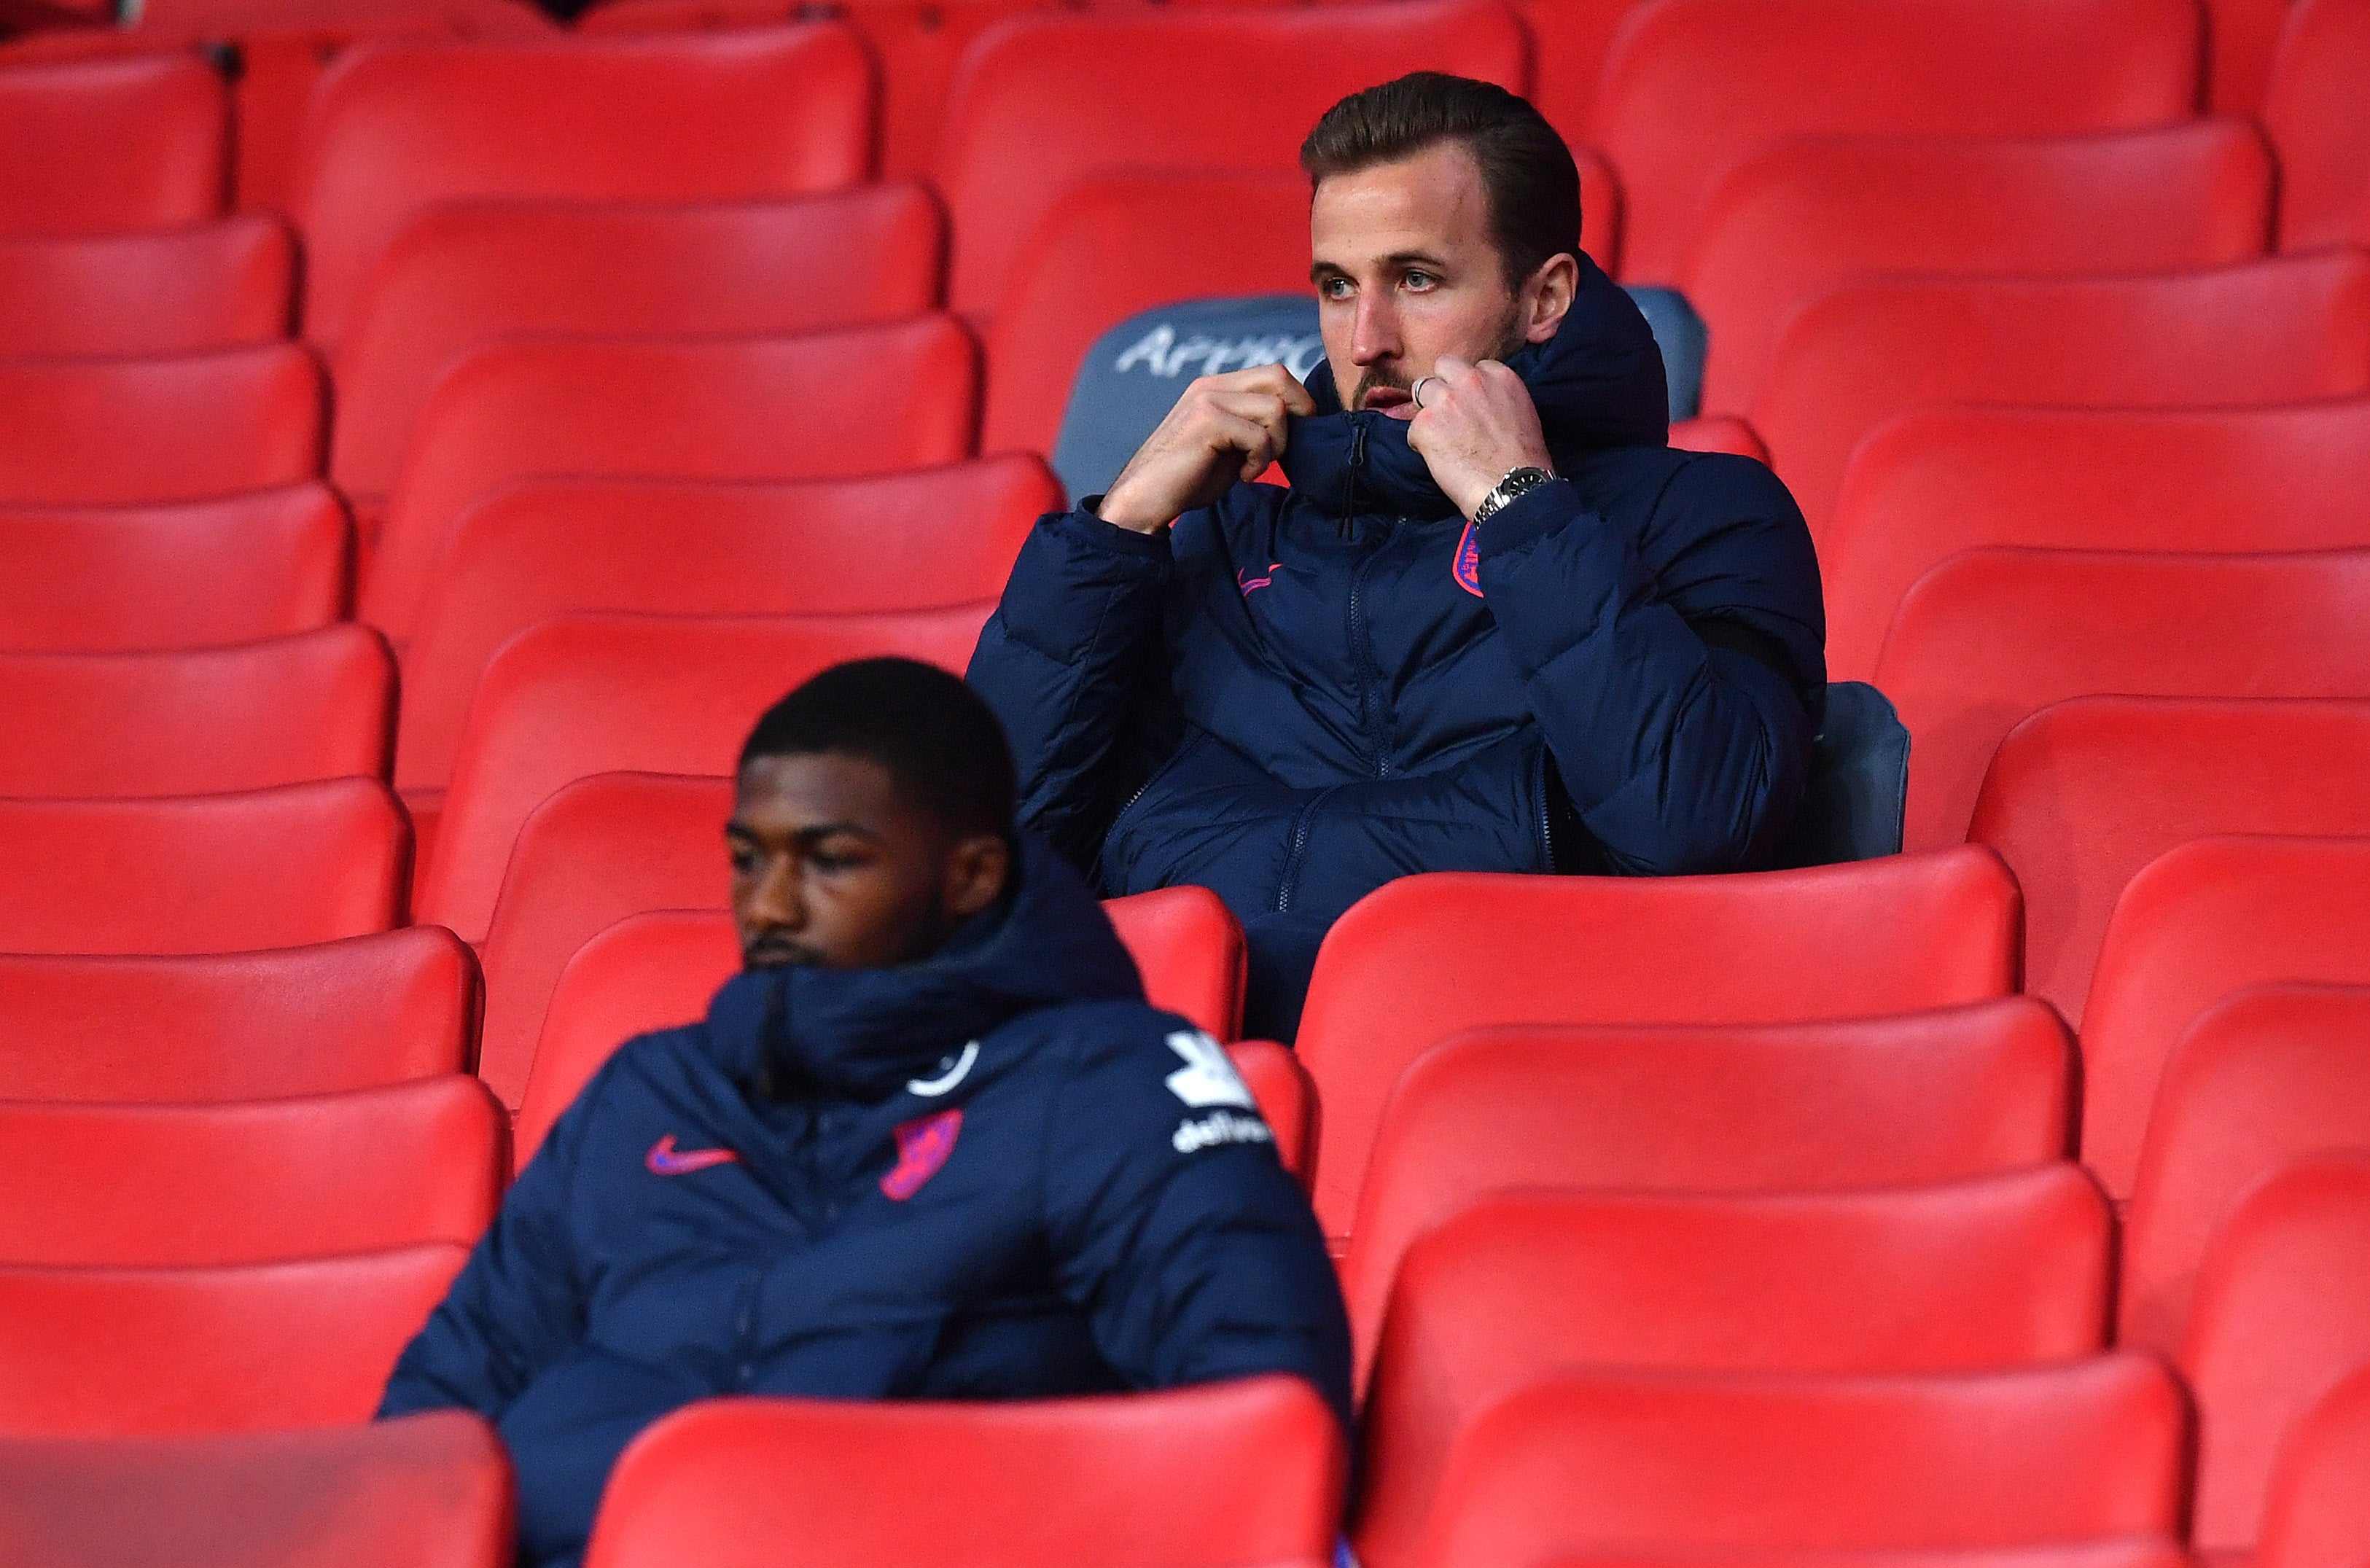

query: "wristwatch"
(1472, 465), (1556, 525)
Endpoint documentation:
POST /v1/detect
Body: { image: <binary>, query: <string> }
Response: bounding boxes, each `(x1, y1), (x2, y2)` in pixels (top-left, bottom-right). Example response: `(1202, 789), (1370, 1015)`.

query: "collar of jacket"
(1276, 251), (1670, 523)
(696, 833), (1146, 1101)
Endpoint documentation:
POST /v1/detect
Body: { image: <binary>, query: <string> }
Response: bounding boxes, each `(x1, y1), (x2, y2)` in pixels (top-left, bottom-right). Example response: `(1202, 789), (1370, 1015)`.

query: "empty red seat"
(0, 928), (476, 1101)
(1103, 883), (1248, 1045)
(363, 316), (980, 642)
(1518, 0), (1635, 158)
(292, 23), (870, 348)
(2084, 837), (2370, 1201)
(1413, 1355), (2186, 1567)
(1588, 0), (2202, 284)
(1752, 251), (2370, 541)
(0, 625), (392, 798)
(1355, 1169), (2113, 1568)
(0, 54), (227, 235)
(1295, 846), (2022, 1242)
(1340, 998), (2075, 1371)
(1878, 548), (2370, 850)
(397, 459), (1053, 805)
(0, 1411), (510, 1568)
(1668, 414), (1769, 459)
(330, 184), (943, 512)
(0, 214), (292, 356)
(0, 343), (324, 507)
(0, 779), (406, 954)
(583, 1376), (1343, 1568)
(1684, 121), (2273, 416)
(2181, 1156), (2370, 1553)
(1825, 400), (2370, 681)
(2207, 0), (2299, 113)
(2257, 1364), (2370, 1568)
(2264, 0), (2370, 251)
(0, 484), (348, 653)
(936, 0), (1526, 320)
(1535, 1546), (2184, 1568)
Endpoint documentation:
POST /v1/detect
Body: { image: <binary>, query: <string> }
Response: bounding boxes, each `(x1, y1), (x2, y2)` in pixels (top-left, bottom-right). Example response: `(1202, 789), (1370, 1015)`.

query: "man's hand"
(1097, 364), (1317, 534)
(1406, 355), (1556, 520)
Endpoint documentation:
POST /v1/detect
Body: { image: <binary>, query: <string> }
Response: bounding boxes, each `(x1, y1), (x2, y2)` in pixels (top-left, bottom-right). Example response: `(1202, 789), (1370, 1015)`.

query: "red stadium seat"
(0, 1246), (465, 1436)
(1339, 999), (2075, 1373)
(1295, 846), (2023, 1241)
(2257, 1364), (2370, 1568)
(0, 343), (324, 507)
(0, 1080), (503, 1266)
(1535, 1547), (2186, 1568)
(583, 1376), (1343, 1568)
(2181, 1156), (2370, 1552)
(1667, 414), (1768, 459)
(1683, 122), (2273, 415)
(2207, 0), (2300, 114)
(1354, 1169), (2113, 1568)
(936, 0), (1527, 320)
(0, 928), (476, 1102)
(1967, 699), (2370, 1031)
(396, 459), (1052, 802)
(1587, 0), (2202, 284)
(2083, 838), (2370, 1201)
(0, 779), (406, 955)
(1411, 1356), (2186, 1566)
(0, 484), (349, 653)
(420, 608), (991, 944)
(0, 214), (292, 356)
(0, 625), (392, 798)
(292, 24), (870, 348)
(1752, 251), (2370, 541)
(1103, 884), (1247, 1044)
(0, 1412), (511, 1568)
(1517, 0), (1635, 155)
(363, 316), (980, 642)
(0, 54), (227, 235)
(331, 185), (943, 512)
(2123, 984), (2370, 1356)
(2264, 0), (2370, 251)
(1877, 549), (2370, 850)
(1825, 400), (2370, 681)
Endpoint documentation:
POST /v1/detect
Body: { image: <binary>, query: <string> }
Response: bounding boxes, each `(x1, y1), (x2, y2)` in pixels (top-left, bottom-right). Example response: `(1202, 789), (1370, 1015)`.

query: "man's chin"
(742, 948), (819, 971)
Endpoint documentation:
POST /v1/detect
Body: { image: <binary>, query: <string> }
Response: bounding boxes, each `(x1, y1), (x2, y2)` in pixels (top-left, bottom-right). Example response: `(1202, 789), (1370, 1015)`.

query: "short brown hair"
(1300, 72), (1580, 289)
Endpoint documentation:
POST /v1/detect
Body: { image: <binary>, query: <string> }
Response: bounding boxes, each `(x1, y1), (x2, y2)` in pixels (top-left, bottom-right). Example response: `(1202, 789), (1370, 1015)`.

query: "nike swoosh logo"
(646, 1135), (740, 1176)
(906, 1040), (980, 1099)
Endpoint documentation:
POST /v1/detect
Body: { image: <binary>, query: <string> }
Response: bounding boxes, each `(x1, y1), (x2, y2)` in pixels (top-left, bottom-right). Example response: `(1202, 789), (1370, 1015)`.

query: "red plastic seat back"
(1340, 999), (2075, 1370)
(0, 1246), (466, 1436)
(1102, 884), (1247, 1043)
(2257, 1364), (2370, 1568)
(0, 779), (407, 955)
(366, 316), (980, 641)
(1825, 400), (2370, 681)
(1967, 699), (2370, 1031)
(1752, 251), (2370, 542)
(332, 184), (943, 504)
(2264, 0), (2370, 250)
(0, 929), (475, 1102)
(585, 1376), (1344, 1568)
(1588, 0), (2202, 283)
(937, 0), (1525, 319)
(0, 344), (324, 507)
(293, 24), (870, 348)
(0, 625), (392, 797)
(2182, 1156), (2370, 1551)
(0, 215), (292, 356)
(1684, 122), (2272, 415)
(1356, 1170), (2113, 1568)
(0, 1412), (512, 1568)
(397, 459), (1053, 795)
(1296, 846), (2023, 1240)
(2083, 837), (2370, 1199)
(0, 55), (227, 235)
(1536, 1547), (2186, 1568)
(1879, 549), (2370, 850)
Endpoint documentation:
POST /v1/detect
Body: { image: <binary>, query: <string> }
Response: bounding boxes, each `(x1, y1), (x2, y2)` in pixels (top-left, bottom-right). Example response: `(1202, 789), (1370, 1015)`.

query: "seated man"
(969, 74), (1826, 1036)
(380, 658), (1351, 1568)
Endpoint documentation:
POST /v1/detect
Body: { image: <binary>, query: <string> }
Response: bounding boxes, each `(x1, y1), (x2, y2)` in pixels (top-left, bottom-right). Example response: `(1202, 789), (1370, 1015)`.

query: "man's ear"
(943, 833), (1013, 918)
(1522, 253), (1580, 343)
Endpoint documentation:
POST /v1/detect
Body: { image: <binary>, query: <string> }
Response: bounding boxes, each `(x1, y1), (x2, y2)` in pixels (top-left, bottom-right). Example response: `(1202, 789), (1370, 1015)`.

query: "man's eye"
(1320, 277), (1352, 300)
(728, 848), (757, 875)
(807, 851), (858, 874)
(1403, 270), (1436, 291)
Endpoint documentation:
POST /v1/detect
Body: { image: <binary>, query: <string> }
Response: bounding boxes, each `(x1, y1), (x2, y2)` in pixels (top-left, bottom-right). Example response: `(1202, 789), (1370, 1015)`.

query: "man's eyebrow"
(723, 821), (884, 845)
(1309, 260), (1349, 282)
(1381, 249), (1451, 270)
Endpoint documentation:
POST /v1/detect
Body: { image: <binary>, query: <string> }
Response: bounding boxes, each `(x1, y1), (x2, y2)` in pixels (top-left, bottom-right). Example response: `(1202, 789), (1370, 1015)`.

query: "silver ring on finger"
(1411, 375), (1438, 410)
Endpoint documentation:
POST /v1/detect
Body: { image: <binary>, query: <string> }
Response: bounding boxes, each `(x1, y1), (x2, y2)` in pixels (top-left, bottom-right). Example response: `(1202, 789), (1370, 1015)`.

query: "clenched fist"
(1403, 355), (1556, 520)
(1096, 364), (1317, 534)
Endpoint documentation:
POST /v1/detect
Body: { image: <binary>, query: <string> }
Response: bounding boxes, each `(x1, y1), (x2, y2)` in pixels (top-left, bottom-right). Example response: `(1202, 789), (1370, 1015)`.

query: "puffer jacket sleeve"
(967, 507), (1175, 874)
(1474, 454), (1825, 876)
(1041, 1015), (1354, 1432)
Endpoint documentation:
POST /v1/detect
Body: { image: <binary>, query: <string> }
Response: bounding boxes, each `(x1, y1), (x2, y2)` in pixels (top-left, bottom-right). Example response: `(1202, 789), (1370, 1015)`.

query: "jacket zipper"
(1336, 419), (1368, 541)
(1537, 748), (1557, 872)
(1272, 787), (1341, 913)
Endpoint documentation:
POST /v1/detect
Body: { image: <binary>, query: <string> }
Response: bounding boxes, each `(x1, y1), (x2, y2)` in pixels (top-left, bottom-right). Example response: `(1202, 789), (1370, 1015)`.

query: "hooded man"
(967, 73), (1828, 1038)
(379, 658), (1352, 1568)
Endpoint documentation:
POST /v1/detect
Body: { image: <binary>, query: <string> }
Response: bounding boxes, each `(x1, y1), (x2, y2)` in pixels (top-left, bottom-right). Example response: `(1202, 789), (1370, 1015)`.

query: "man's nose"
(1351, 293), (1400, 364)
(745, 859), (806, 930)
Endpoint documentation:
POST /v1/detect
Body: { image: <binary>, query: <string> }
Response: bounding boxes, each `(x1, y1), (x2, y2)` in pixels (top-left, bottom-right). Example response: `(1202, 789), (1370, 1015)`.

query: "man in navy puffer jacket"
(968, 75), (1825, 1036)
(380, 660), (1352, 1568)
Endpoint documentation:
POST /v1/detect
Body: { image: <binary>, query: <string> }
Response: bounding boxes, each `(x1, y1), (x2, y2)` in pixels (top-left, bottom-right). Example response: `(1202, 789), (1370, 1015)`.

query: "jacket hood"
(1278, 251), (1669, 522)
(698, 832), (1146, 1100)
